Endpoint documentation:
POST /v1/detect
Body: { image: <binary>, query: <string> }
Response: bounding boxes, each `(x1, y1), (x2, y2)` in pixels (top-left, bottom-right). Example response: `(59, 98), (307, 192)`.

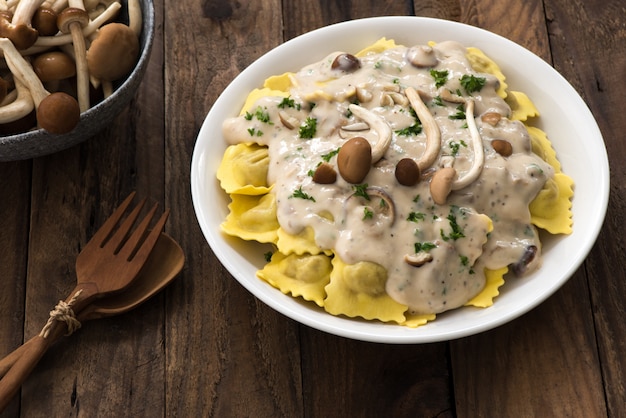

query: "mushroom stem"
(31, 1), (120, 47)
(0, 37), (48, 104)
(405, 86), (441, 171)
(0, 77), (34, 123)
(58, 3), (90, 112)
(12, 0), (44, 26)
(128, 0), (141, 37)
(347, 103), (392, 163)
(450, 99), (484, 190)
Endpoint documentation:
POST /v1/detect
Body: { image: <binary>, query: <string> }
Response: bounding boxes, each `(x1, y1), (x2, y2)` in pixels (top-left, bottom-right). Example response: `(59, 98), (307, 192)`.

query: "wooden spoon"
(0, 232), (184, 378)
(0, 192), (169, 411)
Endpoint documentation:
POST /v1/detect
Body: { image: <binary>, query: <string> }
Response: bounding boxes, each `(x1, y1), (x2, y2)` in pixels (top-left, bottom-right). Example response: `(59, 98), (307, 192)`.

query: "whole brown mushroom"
(87, 22), (139, 82)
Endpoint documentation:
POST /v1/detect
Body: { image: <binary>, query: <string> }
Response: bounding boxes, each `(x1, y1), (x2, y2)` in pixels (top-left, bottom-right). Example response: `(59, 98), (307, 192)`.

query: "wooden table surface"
(1, 0), (624, 416)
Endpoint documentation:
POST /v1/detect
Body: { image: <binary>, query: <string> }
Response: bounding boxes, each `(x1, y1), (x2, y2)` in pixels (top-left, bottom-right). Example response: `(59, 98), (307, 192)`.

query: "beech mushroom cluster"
(0, 0), (141, 135)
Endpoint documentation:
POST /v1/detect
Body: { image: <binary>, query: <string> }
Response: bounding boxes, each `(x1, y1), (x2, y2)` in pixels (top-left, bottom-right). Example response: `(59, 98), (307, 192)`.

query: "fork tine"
(104, 197), (147, 253)
(117, 203), (158, 260)
(124, 208), (170, 263)
(88, 192), (137, 247)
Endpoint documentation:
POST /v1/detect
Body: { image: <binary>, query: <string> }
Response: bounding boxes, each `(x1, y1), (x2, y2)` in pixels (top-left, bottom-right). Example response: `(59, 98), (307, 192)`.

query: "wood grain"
(0, 0), (624, 416)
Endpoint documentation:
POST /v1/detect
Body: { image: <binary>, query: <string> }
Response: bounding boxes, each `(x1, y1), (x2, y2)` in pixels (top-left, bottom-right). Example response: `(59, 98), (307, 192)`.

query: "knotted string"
(38, 289), (83, 338)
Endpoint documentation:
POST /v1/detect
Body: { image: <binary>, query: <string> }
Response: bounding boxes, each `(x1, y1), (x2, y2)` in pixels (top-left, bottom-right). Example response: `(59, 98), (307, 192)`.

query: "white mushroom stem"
(31, 1), (120, 48)
(405, 86), (441, 171)
(11, 0), (43, 25)
(450, 99), (484, 190)
(128, 0), (141, 37)
(0, 37), (49, 105)
(347, 103), (392, 163)
(65, 0), (90, 112)
(0, 77), (34, 122)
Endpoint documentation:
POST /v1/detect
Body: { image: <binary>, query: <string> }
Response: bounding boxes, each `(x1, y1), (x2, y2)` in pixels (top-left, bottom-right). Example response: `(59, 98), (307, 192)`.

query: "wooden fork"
(0, 192), (169, 411)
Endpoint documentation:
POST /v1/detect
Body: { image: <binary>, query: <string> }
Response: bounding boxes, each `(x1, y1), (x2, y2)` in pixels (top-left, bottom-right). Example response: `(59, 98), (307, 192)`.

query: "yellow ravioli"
(465, 267), (508, 308)
(509, 91), (540, 121)
(324, 257), (407, 324)
(221, 193), (279, 243)
(530, 174), (574, 234)
(257, 252), (332, 307)
(466, 46), (508, 99)
(217, 143), (271, 195)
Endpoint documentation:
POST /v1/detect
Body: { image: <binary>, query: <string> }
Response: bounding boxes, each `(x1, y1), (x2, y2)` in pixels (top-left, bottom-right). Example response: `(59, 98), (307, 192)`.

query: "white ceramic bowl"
(191, 16), (609, 343)
(0, 0), (154, 161)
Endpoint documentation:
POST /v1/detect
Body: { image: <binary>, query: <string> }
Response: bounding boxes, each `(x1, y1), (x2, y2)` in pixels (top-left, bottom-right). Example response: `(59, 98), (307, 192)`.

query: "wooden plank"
(9, 0), (169, 413)
(0, 161), (31, 417)
(162, 0), (304, 416)
(281, 2), (455, 417)
(450, 0), (607, 416)
(543, 0), (626, 415)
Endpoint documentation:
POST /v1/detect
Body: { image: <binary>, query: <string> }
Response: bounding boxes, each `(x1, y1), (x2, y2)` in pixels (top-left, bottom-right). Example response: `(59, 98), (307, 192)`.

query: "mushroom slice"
(278, 110), (300, 129)
(345, 186), (396, 226)
(429, 99), (485, 204)
(450, 99), (484, 190)
(404, 251), (433, 267)
(347, 104), (392, 163)
(405, 86), (441, 171)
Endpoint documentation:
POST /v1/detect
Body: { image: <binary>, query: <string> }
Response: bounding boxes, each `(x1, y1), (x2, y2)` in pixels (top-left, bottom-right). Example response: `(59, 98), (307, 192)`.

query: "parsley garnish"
(407, 212), (426, 222)
(415, 242), (437, 253)
(449, 104), (466, 120)
(299, 117), (317, 139)
(449, 140), (467, 156)
(264, 251), (273, 262)
(440, 210), (465, 241)
(290, 186), (315, 202)
(278, 96), (301, 110)
(321, 148), (340, 162)
(430, 69), (449, 88)
(460, 74), (486, 94)
(395, 107), (422, 136)
(247, 127), (263, 137)
(363, 207), (374, 220)
(352, 184), (370, 201)
(432, 95), (444, 107)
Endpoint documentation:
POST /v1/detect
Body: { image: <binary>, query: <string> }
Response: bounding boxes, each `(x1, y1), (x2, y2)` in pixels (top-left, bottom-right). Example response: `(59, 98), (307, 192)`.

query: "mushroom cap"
(32, 51), (77, 82)
(86, 23), (139, 81)
(56, 7), (90, 33)
(32, 7), (59, 37)
(36, 92), (80, 134)
(0, 13), (38, 50)
(430, 167), (457, 205)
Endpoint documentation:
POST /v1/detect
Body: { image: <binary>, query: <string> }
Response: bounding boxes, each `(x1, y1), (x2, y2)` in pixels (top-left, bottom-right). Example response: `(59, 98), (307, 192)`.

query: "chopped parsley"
(430, 69), (449, 88)
(321, 148), (340, 162)
(290, 186), (315, 202)
(449, 103), (466, 120)
(352, 184), (370, 201)
(264, 251), (273, 262)
(247, 127), (263, 137)
(449, 140), (467, 156)
(395, 107), (422, 136)
(245, 106), (273, 124)
(299, 117), (317, 139)
(363, 207), (374, 220)
(460, 74), (486, 94)
(440, 209), (465, 241)
(278, 96), (301, 110)
(407, 211), (426, 222)
(432, 95), (444, 107)
(414, 241), (437, 253)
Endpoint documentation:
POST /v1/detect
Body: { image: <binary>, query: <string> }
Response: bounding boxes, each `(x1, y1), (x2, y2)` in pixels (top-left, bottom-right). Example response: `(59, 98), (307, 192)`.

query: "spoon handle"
(0, 326), (59, 412)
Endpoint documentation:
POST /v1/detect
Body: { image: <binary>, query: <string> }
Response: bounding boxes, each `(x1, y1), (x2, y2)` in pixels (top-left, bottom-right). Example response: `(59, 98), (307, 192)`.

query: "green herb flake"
(430, 69), (449, 88)
(299, 117), (317, 139)
(278, 96), (301, 110)
(321, 148), (340, 162)
(352, 184), (370, 201)
(460, 74), (486, 94)
(247, 127), (263, 137)
(290, 186), (315, 202)
(414, 242), (437, 253)
(264, 251), (273, 262)
(363, 207), (374, 220)
(449, 103), (466, 120)
(407, 212), (426, 222)
(440, 210), (466, 241)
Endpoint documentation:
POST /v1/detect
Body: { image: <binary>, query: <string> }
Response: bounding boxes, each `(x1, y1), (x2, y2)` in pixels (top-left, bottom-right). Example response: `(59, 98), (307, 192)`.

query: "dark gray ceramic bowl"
(0, 0), (155, 161)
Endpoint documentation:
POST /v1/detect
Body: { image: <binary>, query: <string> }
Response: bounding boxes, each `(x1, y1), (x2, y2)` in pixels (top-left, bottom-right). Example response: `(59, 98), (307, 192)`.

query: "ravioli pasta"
(217, 38), (574, 327)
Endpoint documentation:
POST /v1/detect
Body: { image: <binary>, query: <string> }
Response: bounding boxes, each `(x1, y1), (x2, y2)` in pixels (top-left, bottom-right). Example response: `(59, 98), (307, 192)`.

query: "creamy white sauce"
(222, 41), (553, 315)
